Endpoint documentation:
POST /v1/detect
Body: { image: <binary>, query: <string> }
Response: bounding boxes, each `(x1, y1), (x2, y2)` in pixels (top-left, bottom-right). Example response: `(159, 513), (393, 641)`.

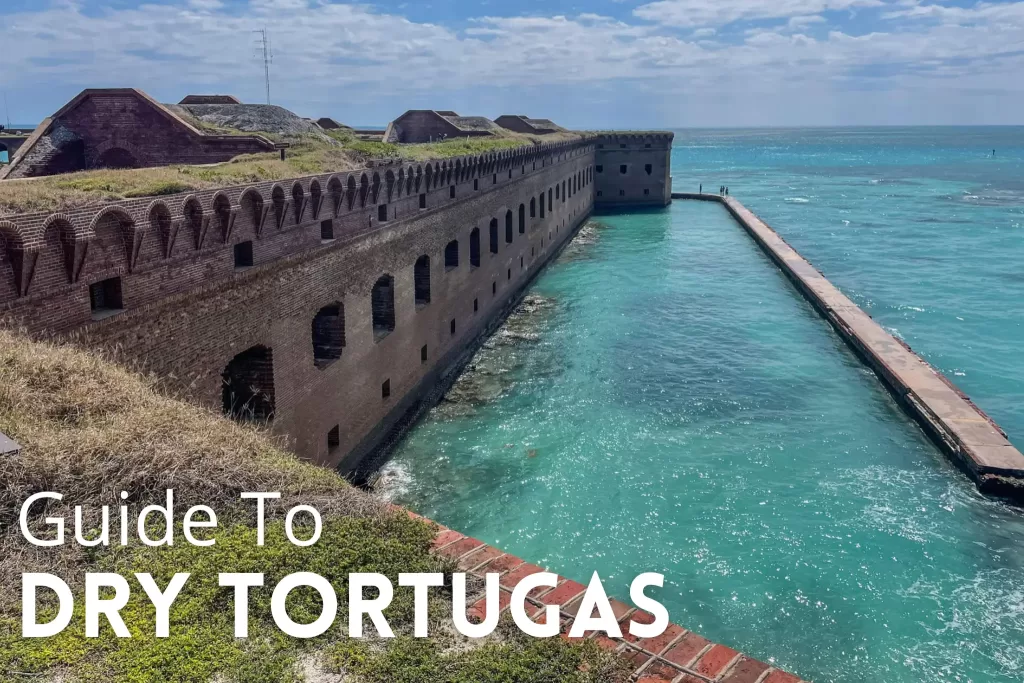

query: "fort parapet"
(0, 132), (673, 473)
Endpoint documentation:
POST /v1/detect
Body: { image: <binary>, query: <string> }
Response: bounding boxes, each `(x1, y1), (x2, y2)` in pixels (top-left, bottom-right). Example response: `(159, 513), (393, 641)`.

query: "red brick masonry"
(404, 509), (807, 683)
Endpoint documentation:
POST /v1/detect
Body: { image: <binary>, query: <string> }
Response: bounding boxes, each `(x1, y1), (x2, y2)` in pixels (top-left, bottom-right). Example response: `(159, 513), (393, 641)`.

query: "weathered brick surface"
(594, 133), (674, 208)
(2, 89), (273, 179)
(2, 134), (672, 473)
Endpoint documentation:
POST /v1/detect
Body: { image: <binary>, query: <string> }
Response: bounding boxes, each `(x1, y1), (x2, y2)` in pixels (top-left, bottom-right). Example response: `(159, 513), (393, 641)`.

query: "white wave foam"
(373, 461), (414, 501)
(784, 197), (810, 203)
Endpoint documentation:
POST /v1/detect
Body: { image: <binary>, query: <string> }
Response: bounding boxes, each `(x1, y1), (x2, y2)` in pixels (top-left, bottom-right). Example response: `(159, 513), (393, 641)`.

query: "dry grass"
(0, 332), (629, 683)
(0, 131), (586, 217)
(0, 329), (382, 605)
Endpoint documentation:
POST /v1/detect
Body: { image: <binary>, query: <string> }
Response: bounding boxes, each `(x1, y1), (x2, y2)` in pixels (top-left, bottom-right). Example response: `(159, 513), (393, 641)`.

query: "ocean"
(380, 128), (1024, 683)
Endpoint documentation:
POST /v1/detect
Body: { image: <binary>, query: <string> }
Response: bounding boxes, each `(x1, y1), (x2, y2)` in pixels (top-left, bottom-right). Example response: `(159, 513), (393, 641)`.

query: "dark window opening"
(644, 189), (650, 196)
(414, 256), (431, 306)
(89, 277), (123, 316)
(372, 274), (396, 340)
(222, 345), (275, 422)
(645, 143), (652, 148)
(492, 281), (497, 295)
(597, 190), (603, 197)
(507, 268), (511, 280)
(645, 164), (653, 176)
(596, 165), (603, 173)
(421, 344), (428, 363)
(327, 426), (340, 453)
(321, 219), (334, 240)
(619, 190), (625, 196)
(505, 210), (513, 243)
(493, 174), (497, 184)
(508, 169), (512, 179)
(419, 193), (427, 209)
(382, 379), (391, 399)
(312, 303), (345, 367)
(520, 256), (524, 269)
(450, 319), (456, 336)
(474, 179), (479, 191)
(449, 186), (456, 199)
(548, 189), (552, 212)
(474, 298), (478, 313)
(518, 204), (526, 234)
(489, 219), (499, 254)
(378, 204), (388, 222)
(555, 185), (560, 200)
(539, 194), (545, 218)
(470, 228), (481, 267)
(620, 165), (627, 175)
(445, 240), (459, 270)
(234, 241), (253, 269)
(530, 198), (536, 218)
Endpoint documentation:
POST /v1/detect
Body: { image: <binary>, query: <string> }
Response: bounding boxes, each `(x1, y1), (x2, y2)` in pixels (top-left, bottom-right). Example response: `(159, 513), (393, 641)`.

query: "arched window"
(372, 274), (396, 339)
(312, 303), (345, 368)
(505, 210), (513, 243)
(489, 218), (499, 254)
(530, 197), (536, 218)
(444, 240), (458, 270)
(518, 204), (525, 234)
(470, 228), (480, 267)
(222, 346), (275, 422)
(539, 193), (545, 218)
(414, 257), (430, 306)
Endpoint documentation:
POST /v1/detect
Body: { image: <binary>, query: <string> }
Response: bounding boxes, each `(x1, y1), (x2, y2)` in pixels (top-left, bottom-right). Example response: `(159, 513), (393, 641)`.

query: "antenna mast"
(253, 28), (273, 105)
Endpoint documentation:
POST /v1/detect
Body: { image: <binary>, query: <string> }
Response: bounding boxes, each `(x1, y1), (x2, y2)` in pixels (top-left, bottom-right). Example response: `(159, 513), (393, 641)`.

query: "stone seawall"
(673, 192), (1024, 502)
(413, 505), (808, 683)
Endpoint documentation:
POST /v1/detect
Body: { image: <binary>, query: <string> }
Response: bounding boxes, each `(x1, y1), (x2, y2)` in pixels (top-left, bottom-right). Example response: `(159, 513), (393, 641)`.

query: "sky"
(1, 0), (1023, 128)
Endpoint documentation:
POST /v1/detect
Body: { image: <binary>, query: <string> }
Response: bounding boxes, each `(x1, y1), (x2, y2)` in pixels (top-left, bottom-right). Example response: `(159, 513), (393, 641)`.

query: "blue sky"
(2, 0), (1023, 128)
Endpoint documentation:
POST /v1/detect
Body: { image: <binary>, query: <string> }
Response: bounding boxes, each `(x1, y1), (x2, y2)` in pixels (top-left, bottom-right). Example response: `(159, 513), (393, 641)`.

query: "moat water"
(382, 128), (1024, 683)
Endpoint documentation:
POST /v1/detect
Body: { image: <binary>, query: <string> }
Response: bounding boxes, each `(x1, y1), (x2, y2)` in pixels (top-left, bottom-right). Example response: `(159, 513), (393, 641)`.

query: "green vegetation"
(0, 130), (584, 217)
(328, 628), (628, 683)
(0, 331), (626, 682)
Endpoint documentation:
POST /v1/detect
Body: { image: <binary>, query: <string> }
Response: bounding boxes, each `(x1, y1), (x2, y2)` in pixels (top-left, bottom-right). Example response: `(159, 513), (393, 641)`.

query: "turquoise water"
(384, 129), (1024, 683)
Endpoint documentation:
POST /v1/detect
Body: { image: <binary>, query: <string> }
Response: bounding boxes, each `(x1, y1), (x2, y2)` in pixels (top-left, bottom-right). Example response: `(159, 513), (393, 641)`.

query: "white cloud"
(788, 14), (828, 29)
(0, 0), (1022, 125)
(633, 0), (883, 28)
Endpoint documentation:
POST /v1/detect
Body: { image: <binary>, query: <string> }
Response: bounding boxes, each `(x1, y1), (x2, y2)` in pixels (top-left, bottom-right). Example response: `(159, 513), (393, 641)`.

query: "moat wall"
(1, 133), (672, 474)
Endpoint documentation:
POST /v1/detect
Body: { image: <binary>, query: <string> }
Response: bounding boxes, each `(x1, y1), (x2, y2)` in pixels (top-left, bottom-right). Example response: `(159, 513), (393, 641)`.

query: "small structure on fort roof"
(315, 117), (352, 131)
(178, 94), (242, 105)
(384, 110), (503, 143)
(0, 88), (311, 180)
(494, 115), (565, 136)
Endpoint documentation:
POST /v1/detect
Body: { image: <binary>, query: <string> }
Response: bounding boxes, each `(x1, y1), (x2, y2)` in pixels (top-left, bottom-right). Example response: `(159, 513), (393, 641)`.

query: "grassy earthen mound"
(0, 331), (625, 683)
(0, 131), (586, 217)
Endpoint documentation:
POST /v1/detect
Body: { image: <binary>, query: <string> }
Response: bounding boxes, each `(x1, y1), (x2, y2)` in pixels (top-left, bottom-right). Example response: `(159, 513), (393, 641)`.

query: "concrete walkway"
(673, 192), (1024, 502)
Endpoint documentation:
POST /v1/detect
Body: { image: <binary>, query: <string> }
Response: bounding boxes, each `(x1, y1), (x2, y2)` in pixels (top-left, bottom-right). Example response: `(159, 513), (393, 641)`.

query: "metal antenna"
(253, 28), (273, 104)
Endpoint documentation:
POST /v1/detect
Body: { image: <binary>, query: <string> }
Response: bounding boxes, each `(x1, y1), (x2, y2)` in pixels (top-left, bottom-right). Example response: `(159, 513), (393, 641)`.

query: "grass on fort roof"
(0, 130), (583, 218)
(0, 331), (626, 683)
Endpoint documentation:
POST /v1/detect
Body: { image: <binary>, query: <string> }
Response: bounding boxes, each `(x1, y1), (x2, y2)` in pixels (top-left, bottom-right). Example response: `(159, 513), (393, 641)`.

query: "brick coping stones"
(671, 193), (1024, 504)
(405, 508), (807, 683)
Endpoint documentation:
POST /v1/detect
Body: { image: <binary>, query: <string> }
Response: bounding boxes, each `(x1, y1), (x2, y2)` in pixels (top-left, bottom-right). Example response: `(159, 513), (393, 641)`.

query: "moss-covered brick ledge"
(406, 509), (808, 683)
